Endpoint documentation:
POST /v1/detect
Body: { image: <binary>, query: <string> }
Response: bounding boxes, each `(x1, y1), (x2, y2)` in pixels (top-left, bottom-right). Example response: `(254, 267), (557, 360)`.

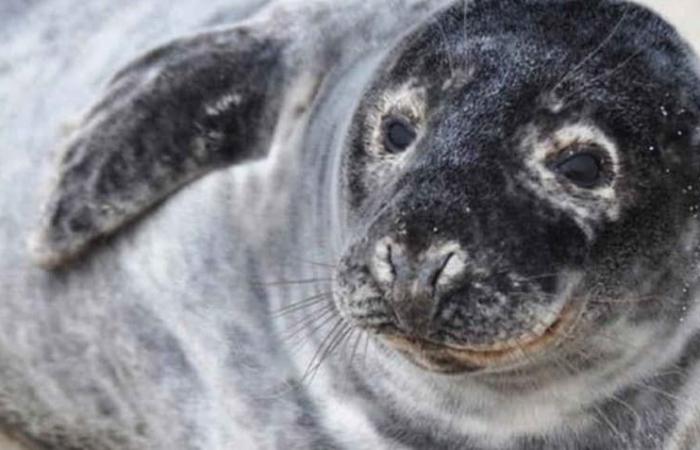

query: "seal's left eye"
(554, 152), (603, 188)
(383, 116), (417, 153)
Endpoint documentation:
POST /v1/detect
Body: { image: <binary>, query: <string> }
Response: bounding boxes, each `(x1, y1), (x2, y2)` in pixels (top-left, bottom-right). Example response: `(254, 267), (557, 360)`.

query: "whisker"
(271, 292), (332, 317)
(273, 297), (330, 318)
(282, 306), (337, 345)
(517, 272), (560, 282)
(650, 368), (690, 379)
(311, 325), (354, 381)
(302, 321), (352, 384)
(251, 277), (334, 287)
(558, 48), (643, 104)
(553, 354), (627, 443)
(587, 297), (654, 305)
(549, 4), (634, 96)
(301, 319), (346, 382)
(462, 0), (468, 49)
(628, 381), (688, 406)
(607, 393), (644, 434)
(572, 346), (695, 411)
(433, 13), (456, 79)
(349, 330), (364, 366)
(332, 324), (356, 358)
(283, 256), (336, 269)
(488, 268), (560, 281)
(340, 328), (357, 359)
(567, 346), (645, 435)
(507, 290), (558, 299)
(362, 333), (371, 369)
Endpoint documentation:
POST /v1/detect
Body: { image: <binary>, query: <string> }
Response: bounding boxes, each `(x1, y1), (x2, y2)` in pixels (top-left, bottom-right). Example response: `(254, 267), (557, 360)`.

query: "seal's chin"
(378, 303), (579, 374)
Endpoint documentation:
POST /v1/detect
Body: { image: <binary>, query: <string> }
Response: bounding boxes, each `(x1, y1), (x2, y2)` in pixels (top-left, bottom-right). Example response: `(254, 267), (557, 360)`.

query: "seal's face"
(333, 0), (700, 378)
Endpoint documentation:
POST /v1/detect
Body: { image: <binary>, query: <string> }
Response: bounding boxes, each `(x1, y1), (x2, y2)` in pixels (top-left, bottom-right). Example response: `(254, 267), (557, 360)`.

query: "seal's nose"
(371, 239), (466, 335)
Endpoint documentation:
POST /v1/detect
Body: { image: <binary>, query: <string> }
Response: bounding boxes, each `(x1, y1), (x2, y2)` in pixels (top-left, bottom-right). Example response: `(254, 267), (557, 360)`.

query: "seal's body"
(2, 0), (700, 449)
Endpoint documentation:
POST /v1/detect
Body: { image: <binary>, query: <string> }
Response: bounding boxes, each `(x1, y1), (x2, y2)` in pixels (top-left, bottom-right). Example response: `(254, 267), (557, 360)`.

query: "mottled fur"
(1, 0), (700, 449)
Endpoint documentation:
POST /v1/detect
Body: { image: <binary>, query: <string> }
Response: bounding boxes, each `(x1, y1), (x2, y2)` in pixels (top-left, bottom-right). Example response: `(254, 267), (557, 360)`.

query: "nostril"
(416, 250), (465, 296)
(371, 238), (396, 284)
(427, 252), (455, 290)
(432, 250), (466, 289)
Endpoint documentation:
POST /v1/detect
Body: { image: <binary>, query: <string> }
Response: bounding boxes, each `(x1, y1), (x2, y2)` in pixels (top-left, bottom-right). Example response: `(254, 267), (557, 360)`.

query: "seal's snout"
(370, 238), (466, 335)
(334, 218), (581, 372)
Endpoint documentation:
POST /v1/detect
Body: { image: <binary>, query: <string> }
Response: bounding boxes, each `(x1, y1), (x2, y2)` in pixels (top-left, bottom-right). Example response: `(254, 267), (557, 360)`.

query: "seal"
(1, 0), (700, 449)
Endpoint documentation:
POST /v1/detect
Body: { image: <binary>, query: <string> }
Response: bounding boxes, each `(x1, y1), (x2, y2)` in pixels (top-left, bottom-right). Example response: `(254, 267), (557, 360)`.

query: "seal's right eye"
(382, 116), (417, 154)
(554, 151), (604, 188)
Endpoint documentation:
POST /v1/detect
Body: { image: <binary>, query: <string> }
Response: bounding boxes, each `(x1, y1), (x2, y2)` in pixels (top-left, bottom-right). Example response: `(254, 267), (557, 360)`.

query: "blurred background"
(638, 0), (700, 51)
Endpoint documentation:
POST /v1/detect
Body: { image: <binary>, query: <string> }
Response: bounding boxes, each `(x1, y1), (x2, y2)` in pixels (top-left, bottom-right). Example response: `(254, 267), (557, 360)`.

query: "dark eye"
(554, 152), (603, 188)
(383, 116), (417, 153)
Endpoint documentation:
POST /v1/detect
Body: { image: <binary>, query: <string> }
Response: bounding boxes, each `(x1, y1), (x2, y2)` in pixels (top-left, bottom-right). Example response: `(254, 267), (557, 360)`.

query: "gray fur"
(2, 0), (700, 449)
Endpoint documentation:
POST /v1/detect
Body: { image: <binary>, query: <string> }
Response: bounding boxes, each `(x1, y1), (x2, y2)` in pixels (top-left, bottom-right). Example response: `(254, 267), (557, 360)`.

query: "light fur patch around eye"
(365, 80), (427, 159)
(520, 122), (622, 237)
(361, 81), (427, 188)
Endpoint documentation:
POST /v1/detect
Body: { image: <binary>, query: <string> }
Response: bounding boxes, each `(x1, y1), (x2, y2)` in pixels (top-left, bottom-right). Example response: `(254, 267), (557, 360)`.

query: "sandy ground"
(0, 1), (698, 449)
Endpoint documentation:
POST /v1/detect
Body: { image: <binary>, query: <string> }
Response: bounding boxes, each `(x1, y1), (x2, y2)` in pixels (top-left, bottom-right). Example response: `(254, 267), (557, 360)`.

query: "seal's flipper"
(31, 27), (291, 269)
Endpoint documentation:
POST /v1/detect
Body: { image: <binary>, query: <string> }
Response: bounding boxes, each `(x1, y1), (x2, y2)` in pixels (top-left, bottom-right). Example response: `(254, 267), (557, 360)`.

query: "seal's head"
(333, 0), (700, 381)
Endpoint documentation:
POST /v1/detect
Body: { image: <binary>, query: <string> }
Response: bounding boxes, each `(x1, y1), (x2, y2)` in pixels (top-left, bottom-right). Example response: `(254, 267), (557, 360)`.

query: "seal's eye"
(554, 151), (603, 188)
(382, 116), (417, 153)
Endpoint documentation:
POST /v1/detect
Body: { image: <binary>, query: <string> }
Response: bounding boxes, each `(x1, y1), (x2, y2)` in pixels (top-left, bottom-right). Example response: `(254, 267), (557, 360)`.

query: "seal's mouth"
(379, 302), (580, 374)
